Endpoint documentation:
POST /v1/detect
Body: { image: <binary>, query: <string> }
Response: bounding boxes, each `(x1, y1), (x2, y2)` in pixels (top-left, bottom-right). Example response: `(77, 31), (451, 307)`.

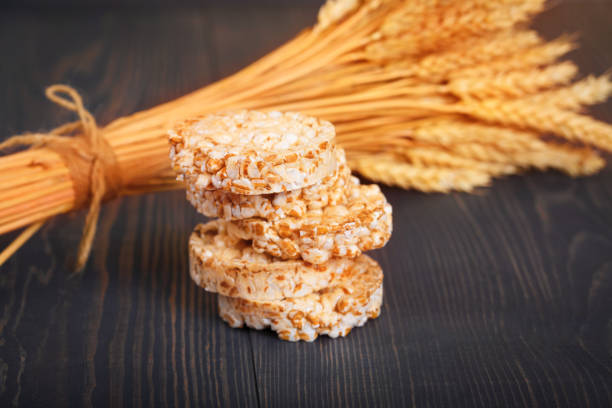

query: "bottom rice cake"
(189, 220), (357, 301)
(217, 254), (383, 342)
(226, 180), (393, 264)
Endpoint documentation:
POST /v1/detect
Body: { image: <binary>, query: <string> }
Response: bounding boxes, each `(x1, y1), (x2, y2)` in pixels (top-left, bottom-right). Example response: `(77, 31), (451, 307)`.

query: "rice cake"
(217, 254), (383, 342)
(189, 220), (356, 301)
(226, 181), (393, 264)
(169, 110), (337, 195)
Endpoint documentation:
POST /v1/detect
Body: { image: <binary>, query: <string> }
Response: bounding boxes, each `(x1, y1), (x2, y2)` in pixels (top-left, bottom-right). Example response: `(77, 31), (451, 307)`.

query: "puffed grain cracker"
(185, 148), (351, 220)
(189, 220), (357, 301)
(226, 180), (393, 264)
(169, 110), (337, 195)
(218, 254), (383, 342)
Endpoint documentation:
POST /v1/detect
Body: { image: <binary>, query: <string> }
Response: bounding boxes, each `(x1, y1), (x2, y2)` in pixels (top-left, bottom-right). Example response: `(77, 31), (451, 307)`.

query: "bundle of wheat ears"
(1, 0), (612, 269)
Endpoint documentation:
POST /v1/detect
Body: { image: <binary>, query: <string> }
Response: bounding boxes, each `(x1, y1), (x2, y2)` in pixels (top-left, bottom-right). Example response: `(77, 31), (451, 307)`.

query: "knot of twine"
(0, 84), (122, 272)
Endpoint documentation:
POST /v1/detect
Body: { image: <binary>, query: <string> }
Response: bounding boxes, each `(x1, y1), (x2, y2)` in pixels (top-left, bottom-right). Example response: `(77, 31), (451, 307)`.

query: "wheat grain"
(451, 142), (604, 176)
(400, 147), (518, 175)
(522, 74), (612, 110)
(349, 154), (492, 192)
(452, 37), (576, 79)
(398, 119), (548, 152)
(401, 30), (542, 81)
(367, 0), (545, 61)
(450, 62), (578, 100)
(463, 99), (612, 151)
(316, 0), (362, 31)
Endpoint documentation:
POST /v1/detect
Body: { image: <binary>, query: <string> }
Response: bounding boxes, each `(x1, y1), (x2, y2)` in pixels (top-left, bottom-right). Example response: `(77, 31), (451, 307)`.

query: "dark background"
(1, 1), (611, 407)
(3, 0), (326, 9)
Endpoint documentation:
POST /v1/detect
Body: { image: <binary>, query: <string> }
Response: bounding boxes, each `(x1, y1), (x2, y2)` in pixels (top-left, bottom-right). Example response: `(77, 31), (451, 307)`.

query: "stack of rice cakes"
(170, 110), (392, 341)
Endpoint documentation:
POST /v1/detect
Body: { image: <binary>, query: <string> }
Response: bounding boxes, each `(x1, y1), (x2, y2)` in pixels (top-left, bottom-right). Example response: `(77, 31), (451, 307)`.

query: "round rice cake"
(169, 110), (337, 195)
(189, 220), (357, 301)
(217, 254), (383, 342)
(226, 181), (393, 264)
(185, 148), (352, 220)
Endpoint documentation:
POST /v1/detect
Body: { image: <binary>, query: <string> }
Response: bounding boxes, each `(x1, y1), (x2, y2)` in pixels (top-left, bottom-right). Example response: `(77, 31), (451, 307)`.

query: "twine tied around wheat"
(0, 85), (122, 272)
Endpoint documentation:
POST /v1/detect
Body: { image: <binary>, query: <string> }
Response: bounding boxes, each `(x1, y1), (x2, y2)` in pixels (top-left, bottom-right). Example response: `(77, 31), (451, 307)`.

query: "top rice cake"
(169, 110), (337, 195)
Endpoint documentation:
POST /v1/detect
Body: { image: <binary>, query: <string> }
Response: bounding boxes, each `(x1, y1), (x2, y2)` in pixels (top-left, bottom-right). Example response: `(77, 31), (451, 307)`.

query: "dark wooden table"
(1, 2), (611, 407)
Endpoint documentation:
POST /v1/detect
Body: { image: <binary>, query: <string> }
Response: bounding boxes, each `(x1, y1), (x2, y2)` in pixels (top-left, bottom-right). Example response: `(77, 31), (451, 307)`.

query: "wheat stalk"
(404, 30), (543, 81)
(523, 74), (612, 110)
(449, 62), (578, 99)
(450, 141), (604, 176)
(462, 99), (612, 151)
(452, 36), (576, 79)
(348, 154), (492, 192)
(399, 147), (518, 175)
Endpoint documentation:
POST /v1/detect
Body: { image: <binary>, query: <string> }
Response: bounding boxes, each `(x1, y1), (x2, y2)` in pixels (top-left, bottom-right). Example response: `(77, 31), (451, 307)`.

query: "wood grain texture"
(1, 3), (611, 407)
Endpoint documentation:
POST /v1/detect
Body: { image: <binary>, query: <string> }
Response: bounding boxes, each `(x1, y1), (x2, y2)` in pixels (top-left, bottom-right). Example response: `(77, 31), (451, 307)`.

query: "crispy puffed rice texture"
(226, 180), (393, 264)
(169, 110), (337, 195)
(185, 148), (352, 220)
(189, 220), (359, 301)
(218, 254), (383, 342)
